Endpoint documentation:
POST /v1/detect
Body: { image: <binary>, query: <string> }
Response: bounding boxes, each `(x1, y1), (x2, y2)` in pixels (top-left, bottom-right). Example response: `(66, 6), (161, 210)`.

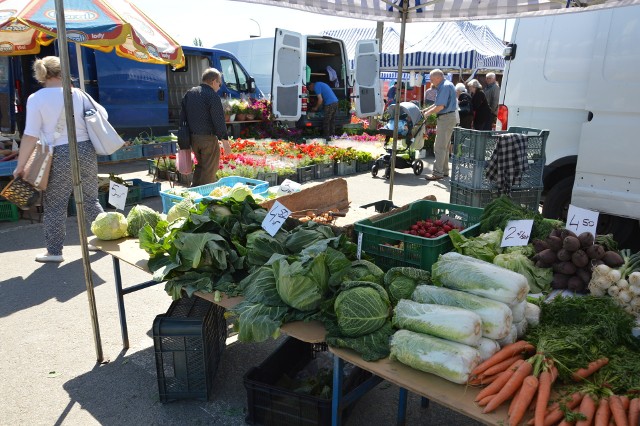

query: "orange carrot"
(481, 354), (525, 377)
(475, 359), (525, 402)
(576, 393), (596, 426)
(468, 373), (500, 386)
(478, 393), (495, 407)
(620, 395), (630, 411)
(535, 370), (553, 426)
(509, 385), (523, 416)
(609, 395), (629, 426)
(471, 340), (534, 377)
(484, 360), (534, 414)
(558, 420), (576, 426)
(572, 358), (609, 381)
(550, 365), (559, 383)
(628, 398), (639, 426)
(509, 375), (539, 426)
(544, 392), (584, 426)
(594, 397), (611, 426)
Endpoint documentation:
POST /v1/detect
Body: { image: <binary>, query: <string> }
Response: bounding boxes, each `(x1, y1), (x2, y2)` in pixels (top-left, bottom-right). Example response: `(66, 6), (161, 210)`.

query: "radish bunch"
(588, 249), (640, 317)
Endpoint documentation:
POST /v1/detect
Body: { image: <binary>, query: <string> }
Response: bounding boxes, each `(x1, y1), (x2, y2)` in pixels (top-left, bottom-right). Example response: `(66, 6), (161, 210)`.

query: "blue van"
(0, 44), (260, 137)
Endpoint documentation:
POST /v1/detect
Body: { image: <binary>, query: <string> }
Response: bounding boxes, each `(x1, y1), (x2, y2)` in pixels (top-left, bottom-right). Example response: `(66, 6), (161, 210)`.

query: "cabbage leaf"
(334, 281), (391, 337)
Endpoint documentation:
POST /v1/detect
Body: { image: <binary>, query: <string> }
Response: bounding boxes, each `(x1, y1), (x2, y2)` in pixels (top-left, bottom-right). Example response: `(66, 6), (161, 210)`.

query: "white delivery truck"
(497, 5), (640, 246)
(215, 29), (383, 131)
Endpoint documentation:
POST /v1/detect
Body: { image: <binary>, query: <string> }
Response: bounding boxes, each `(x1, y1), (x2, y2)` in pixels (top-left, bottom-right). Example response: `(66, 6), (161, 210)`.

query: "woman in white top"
(13, 56), (105, 263)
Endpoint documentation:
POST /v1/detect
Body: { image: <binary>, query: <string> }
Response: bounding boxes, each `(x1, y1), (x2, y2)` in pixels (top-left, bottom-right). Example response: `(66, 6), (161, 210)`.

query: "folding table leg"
(397, 387), (409, 426)
(332, 354), (345, 426)
(112, 257), (129, 349)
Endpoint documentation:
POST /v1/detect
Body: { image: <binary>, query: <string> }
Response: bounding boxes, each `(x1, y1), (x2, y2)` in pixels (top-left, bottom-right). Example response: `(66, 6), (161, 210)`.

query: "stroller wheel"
(412, 160), (424, 175)
(384, 166), (391, 180)
(371, 163), (379, 177)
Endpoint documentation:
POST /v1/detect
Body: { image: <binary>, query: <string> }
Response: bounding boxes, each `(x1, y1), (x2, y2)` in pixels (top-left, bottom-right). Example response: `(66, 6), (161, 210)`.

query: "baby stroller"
(372, 102), (426, 179)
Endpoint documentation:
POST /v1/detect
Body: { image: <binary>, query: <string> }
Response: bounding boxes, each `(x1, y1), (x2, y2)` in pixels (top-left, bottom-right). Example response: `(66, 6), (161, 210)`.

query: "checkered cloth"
(485, 133), (529, 195)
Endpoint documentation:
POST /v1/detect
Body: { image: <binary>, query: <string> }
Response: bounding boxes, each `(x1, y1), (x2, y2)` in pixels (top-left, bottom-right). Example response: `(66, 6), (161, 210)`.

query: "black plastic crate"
(297, 165), (316, 184)
(153, 296), (227, 403)
(244, 338), (371, 426)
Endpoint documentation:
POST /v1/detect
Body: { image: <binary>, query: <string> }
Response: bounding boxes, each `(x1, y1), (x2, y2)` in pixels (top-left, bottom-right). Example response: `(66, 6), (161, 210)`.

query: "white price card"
(108, 180), (128, 211)
(261, 201), (291, 237)
(566, 204), (599, 237)
(357, 232), (363, 260)
(500, 219), (534, 247)
(277, 179), (302, 197)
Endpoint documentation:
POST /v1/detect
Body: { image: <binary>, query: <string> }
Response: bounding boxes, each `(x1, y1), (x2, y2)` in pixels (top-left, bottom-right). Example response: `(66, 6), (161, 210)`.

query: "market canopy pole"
(54, 0), (103, 363)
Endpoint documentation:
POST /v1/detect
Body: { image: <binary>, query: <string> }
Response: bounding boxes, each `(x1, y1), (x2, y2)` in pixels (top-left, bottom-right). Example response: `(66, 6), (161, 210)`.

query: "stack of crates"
(153, 295), (227, 403)
(449, 127), (549, 211)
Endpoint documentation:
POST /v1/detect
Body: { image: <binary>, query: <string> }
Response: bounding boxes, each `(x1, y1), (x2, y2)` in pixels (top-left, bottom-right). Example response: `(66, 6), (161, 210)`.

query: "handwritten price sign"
(108, 180), (128, 211)
(566, 204), (599, 237)
(262, 201), (291, 236)
(500, 219), (534, 247)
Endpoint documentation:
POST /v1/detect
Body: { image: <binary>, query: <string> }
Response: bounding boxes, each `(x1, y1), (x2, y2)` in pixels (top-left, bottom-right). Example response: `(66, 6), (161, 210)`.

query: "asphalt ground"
(0, 150), (485, 426)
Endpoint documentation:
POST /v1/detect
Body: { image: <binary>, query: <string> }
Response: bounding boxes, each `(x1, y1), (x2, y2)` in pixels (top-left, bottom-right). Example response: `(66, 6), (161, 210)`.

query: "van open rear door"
(353, 40), (383, 117)
(272, 28), (305, 121)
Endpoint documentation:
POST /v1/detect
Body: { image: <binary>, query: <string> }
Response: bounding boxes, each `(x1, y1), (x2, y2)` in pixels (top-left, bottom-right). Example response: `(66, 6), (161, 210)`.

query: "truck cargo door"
(353, 40), (383, 117)
(272, 29), (304, 121)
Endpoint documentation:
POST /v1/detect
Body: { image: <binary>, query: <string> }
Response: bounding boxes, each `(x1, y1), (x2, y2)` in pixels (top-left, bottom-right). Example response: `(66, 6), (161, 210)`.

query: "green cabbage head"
(126, 204), (162, 237)
(335, 281), (391, 337)
(273, 254), (329, 312)
(91, 212), (128, 240)
(167, 198), (195, 223)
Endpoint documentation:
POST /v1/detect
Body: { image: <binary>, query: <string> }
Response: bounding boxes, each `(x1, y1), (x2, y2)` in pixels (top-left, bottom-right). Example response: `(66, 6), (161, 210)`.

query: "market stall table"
(330, 346), (508, 426)
(88, 236), (327, 348)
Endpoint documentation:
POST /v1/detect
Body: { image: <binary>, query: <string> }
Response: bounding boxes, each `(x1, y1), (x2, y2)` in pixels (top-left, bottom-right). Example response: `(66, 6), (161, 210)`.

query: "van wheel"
(543, 176), (638, 247)
(542, 176), (574, 221)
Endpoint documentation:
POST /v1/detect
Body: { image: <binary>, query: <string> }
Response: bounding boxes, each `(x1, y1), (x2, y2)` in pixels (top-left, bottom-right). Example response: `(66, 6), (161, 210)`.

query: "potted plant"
(234, 100), (250, 121)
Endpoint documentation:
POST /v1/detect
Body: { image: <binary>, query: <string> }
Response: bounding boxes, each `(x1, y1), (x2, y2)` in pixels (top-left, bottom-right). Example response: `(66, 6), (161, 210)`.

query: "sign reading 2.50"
(566, 204), (599, 237)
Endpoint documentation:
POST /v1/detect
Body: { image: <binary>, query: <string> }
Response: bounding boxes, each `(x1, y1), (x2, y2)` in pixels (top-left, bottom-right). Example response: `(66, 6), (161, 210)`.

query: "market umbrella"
(0, 0), (185, 363)
(229, 0), (640, 200)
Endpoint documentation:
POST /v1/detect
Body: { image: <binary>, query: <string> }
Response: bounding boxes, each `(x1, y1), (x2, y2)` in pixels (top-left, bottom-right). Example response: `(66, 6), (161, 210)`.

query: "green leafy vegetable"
(126, 204), (162, 238)
(383, 267), (431, 305)
(334, 281), (391, 337)
(273, 254), (329, 312)
(493, 252), (552, 294)
(449, 229), (503, 262)
(389, 329), (481, 384)
(325, 322), (394, 361)
(245, 229), (287, 267)
(91, 212), (128, 240)
(167, 198), (196, 223)
(284, 221), (335, 253)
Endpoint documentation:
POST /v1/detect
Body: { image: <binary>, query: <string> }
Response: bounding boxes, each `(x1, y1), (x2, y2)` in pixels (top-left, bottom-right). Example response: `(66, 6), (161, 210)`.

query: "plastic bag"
(176, 149), (192, 174)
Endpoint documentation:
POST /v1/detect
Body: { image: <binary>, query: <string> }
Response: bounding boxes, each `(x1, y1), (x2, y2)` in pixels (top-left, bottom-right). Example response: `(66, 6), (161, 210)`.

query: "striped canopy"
(322, 27), (409, 59)
(381, 21), (506, 71)
(229, 0), (640, 22)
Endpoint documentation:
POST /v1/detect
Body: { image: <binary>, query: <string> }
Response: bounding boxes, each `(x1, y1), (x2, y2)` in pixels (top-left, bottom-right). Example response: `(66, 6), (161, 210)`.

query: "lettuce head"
(91, 212), (128, 240)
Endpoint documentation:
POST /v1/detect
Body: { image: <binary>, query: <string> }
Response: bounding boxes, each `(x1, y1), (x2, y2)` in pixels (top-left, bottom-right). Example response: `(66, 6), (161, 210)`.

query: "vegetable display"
(401, 217), (465, 239)
(588, 249), (640, 317)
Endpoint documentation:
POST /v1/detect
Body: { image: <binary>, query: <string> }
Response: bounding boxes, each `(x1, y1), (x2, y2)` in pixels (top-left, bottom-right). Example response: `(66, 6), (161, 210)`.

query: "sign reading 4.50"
(566, 204), (599, 237)
(262, 201), (291, 237)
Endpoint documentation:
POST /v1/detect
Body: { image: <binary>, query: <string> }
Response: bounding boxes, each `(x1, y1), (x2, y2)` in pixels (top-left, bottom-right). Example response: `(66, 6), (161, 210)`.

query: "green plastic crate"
(449, 181), (542, 212)
(354, 200), (483, 271)
(0, 201), (19, 222)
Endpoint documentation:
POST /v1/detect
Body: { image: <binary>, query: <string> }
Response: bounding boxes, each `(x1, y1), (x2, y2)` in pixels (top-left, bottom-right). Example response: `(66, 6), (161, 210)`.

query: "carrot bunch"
(468, 340), (621, 426)
(538, 392), (639, 426)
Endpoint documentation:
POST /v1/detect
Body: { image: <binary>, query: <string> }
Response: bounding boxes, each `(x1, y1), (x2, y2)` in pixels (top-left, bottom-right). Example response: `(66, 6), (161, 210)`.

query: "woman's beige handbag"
(23, 141), (53, 191)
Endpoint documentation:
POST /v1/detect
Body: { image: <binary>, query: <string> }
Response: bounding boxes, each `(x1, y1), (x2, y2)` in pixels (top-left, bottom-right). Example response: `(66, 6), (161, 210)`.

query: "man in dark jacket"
(181, 68), (230, 186)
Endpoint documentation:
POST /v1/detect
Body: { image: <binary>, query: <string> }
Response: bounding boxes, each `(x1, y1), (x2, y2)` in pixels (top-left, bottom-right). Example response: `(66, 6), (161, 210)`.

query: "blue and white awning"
(381, 21), (506, 71)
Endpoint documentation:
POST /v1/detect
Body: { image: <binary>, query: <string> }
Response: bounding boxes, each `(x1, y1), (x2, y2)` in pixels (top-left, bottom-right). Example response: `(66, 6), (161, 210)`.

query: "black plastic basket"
(153, 295), (227, 403)
(244, 338), (371, 426)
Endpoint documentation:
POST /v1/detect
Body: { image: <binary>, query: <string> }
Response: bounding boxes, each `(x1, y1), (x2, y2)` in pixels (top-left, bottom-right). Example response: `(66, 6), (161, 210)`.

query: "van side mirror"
(503, 43), (517, 61)
(248, 77), (256, 93)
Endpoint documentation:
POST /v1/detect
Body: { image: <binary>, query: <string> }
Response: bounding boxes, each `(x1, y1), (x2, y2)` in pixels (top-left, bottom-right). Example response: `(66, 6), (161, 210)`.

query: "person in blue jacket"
(308, 81), (339, 141)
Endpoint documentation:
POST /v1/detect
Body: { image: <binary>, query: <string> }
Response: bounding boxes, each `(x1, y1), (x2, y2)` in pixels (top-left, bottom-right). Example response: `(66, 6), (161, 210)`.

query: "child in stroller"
(372, 102), (426, 179)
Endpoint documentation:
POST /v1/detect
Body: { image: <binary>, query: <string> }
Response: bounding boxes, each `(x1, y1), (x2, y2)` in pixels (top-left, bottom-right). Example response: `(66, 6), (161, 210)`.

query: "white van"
(216, 29), (383, 131)
(498, 5), (640, 246)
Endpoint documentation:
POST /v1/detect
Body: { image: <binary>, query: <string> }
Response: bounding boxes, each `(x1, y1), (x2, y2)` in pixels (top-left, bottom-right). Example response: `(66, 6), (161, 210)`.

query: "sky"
(132, 0), (515, 48)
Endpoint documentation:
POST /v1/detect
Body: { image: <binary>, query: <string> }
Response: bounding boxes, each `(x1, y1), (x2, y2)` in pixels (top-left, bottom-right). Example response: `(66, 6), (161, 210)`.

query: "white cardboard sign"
(500, 219), (534, 247)
(566, 204), (599, 237)
(261, 200), (291, 237)
(108, 181), (128, 210)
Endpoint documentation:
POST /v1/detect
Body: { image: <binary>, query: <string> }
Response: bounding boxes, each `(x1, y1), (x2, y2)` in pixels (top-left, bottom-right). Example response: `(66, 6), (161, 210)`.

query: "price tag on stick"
(108, 180), (128, 211)
(566, 204), (599, 237)
(262, 201), (291, 237)
(500, 219), (534, 247)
